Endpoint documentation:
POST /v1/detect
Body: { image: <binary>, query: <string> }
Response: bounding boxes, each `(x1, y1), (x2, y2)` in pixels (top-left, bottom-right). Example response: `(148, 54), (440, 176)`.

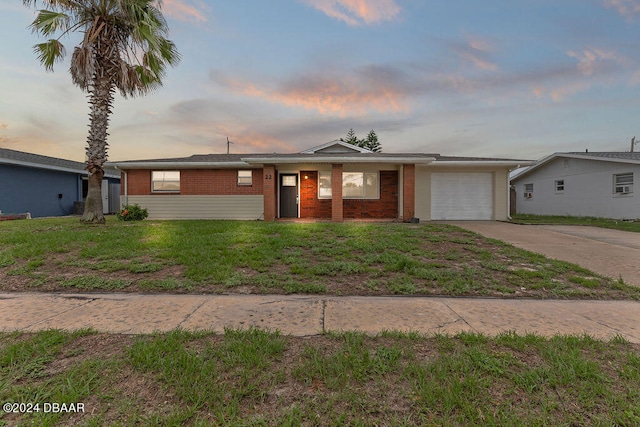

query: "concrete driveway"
(446, 222), (640, 286)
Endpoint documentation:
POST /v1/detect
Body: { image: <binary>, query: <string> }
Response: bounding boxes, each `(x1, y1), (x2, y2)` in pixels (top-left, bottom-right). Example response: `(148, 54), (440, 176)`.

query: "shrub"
(117, 204), (148, 221)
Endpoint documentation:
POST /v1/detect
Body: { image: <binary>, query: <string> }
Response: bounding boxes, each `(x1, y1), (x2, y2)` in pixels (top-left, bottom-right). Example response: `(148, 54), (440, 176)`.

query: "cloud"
(162, 0), (207, 23)
(450, 37), (499, 72)
(0, 123), (8, 130)
(566, 47), (623, 76)
(603, 0), (640, 17)
(300, 0), (400, 26)
(211, 67), (409, 116)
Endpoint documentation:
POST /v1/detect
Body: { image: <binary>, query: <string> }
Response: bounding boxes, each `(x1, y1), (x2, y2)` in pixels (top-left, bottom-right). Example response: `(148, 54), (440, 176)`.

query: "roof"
(0, 148), (120, 178)
(511, 151), (640, 181)
(109, 141), (532, 169)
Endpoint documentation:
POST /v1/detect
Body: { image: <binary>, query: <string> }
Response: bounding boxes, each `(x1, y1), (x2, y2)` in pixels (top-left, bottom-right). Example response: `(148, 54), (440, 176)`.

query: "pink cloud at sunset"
(162, 0), (207, 23)
(603, 0), (640, 17)
(301, 0), (400, 26)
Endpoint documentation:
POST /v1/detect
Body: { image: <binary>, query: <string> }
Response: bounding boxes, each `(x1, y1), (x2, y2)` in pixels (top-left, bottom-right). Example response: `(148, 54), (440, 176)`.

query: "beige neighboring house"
(108, 141), (532, 221)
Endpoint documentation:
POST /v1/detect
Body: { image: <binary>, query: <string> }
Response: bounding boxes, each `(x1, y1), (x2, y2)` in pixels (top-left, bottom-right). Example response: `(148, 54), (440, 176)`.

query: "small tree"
(362, 129), (381, 152)
(340, 128), (359, 146)
(339, 128), (382, 152)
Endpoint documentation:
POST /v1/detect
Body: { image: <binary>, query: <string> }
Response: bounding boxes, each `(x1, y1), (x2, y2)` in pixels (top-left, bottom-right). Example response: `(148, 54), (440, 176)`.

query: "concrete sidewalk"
(1, 293), (639, 342)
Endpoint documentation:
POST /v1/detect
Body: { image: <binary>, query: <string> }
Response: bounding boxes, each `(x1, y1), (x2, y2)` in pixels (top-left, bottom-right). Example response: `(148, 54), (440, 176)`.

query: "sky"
(2, 0), (640, 162)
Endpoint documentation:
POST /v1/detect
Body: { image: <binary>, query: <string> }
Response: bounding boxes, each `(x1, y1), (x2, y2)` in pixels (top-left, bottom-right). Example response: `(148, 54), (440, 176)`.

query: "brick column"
(402, 164), (415, 221)
(263, 165), (276, 221)
(331, 164), (343, 222)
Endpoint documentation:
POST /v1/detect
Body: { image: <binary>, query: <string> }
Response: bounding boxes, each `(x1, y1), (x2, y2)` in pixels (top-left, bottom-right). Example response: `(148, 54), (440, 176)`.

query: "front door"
(279, 174), (298, 218)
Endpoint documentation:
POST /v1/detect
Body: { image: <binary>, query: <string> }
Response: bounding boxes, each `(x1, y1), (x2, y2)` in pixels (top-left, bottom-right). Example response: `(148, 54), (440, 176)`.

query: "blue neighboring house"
(0, 148), (120, 218)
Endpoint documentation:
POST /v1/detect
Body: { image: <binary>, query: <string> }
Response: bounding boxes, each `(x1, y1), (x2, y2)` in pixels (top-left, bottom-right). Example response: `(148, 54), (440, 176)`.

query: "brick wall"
(299, 170), (398, 219)
(331, 164), (344, 222)
(300, 171), (332, 218)
(344, 171), (398, 219)
(263, 165), (276, 221)
(124, 169), (263, 196)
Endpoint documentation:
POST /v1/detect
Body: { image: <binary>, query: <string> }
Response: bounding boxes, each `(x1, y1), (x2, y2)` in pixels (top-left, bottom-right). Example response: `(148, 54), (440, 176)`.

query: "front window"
(317, 171), (379, 199)
(614, 173), (633, 194)
(152, 171), (180, 192)
(238, 170), (252, 186)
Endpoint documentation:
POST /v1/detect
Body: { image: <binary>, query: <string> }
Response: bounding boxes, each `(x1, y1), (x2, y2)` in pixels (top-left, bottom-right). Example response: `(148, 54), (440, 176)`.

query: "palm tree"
(23, 0), (180, 223)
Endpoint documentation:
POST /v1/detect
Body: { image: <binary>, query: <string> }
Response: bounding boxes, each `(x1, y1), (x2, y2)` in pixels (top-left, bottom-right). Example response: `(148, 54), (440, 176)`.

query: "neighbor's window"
(151, 171), (180, 192)
(524, 183), (533, 199)
(614, 173), (633, 194)
(318, 171), (332, 198)
(317, 172), (379, 199)
(238, 170), (252, 186)
(555, 180), (565, 192)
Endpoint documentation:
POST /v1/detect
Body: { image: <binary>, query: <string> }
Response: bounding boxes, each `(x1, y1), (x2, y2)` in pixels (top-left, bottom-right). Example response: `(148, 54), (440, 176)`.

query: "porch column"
(402, 164), (415, 221)
(331, 164), (343, 222)
(263, 164), (276, 221)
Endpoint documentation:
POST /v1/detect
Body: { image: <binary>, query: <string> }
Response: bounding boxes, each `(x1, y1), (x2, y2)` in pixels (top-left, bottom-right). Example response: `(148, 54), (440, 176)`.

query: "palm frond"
(33, 40), (66, 71)
(30, 9), (71, 36)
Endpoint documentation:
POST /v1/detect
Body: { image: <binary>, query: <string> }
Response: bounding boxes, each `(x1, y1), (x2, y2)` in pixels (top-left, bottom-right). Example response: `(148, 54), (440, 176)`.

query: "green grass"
(1, 329), (639, 426)
(512, 214), (640, 232)
(1, 217), (639, 299)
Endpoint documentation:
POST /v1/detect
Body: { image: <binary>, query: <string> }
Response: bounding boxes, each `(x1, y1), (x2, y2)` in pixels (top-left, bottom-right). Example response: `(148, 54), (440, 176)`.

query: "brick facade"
(123, 169), (263, 196)
(300, 171), (332, 219)
(331, 164), (344, 222)
(299, 170), (398, 219)
(344, 171), (398, 219)
(263, 165), (276, 221)
(123, 166), (402, 221)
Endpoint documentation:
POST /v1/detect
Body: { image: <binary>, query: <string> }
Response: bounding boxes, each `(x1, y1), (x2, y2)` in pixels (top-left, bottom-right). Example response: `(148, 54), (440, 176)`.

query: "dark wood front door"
(279, 174), (298, 218)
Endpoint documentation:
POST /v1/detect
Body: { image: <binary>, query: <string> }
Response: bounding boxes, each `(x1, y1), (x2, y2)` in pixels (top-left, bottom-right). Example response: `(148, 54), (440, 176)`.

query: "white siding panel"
(431, 173), (493, 220)
(124, 195), (264, 220)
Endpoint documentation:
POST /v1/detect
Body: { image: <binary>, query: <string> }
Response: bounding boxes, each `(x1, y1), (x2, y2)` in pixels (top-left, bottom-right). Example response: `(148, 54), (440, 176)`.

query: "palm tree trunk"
(80, 72), (114, 224)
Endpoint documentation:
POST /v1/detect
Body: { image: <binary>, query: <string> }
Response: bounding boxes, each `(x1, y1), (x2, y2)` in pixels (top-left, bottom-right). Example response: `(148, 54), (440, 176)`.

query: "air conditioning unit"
(616, 186), (632, 194)
(524, 192), (533, 199)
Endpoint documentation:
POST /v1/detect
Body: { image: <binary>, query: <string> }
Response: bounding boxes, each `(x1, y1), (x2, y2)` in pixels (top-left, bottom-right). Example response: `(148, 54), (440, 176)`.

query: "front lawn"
(1, 329), (639, 426)
(1, 217), (638, 299)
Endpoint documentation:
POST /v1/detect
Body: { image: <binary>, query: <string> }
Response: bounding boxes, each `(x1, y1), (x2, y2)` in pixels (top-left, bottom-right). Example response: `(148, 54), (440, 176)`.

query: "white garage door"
(431, 173), (493, 220)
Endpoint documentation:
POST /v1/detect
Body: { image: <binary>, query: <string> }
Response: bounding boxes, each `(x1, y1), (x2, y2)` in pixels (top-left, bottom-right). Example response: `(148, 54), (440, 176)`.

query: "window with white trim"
(613, 173), (633, 194)
(151, 171), (180, 192)
(238, 170), (252, 186)
(317, 171), (380, 199)
(318, 171), (332, 198)
(524, 183), (533, 199)
(555, 180), (564, 192)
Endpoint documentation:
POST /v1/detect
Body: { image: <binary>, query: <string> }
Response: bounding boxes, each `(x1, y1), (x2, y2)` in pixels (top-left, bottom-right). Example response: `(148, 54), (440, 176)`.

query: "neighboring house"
(109, 141), (531, 222)
(511, 151), (640, 219)
(0, 148), (121, 218)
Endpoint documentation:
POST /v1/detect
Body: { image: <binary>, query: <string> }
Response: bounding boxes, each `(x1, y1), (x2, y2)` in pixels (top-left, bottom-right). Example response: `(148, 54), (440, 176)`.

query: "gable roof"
(300, 140), (373, 154)
(0, 148), (120, 178)
(511, 151), (640, 181)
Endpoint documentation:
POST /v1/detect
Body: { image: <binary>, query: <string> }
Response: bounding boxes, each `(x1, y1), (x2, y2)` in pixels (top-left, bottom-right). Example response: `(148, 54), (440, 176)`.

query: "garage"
(431, 172), (493, 220)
